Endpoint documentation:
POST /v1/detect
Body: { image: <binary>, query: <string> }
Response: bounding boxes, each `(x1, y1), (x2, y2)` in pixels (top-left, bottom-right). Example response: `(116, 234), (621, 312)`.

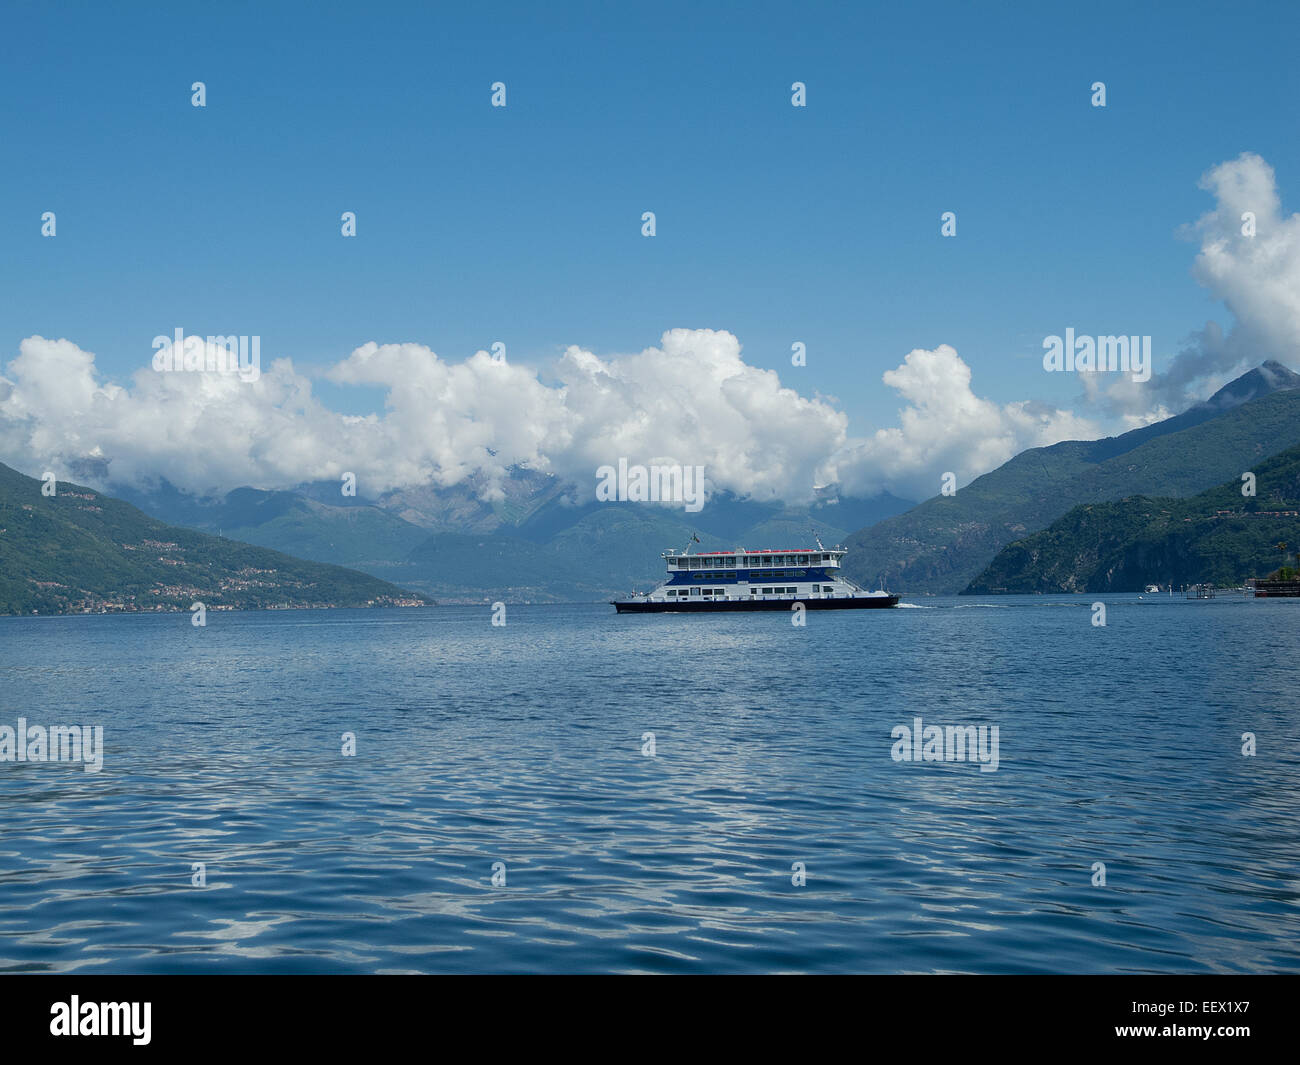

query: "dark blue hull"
(613, 595), (900, 613)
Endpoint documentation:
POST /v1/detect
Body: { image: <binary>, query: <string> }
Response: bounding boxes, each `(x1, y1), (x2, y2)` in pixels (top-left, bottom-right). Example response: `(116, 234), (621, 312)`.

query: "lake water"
(1, 594), (1298, 973)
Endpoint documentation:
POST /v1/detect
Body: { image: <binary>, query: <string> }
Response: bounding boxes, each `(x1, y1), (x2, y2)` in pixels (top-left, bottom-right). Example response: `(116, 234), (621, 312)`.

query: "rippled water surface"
(1, 595), (1298, 973)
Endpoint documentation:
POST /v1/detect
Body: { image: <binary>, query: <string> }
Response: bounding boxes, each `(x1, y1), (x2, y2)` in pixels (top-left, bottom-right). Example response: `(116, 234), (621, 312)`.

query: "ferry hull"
(613, 595), (900, 613)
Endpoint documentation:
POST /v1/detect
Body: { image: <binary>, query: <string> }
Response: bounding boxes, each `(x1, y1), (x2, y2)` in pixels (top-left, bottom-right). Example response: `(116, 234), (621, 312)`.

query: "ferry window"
(763, 588), (773, 594)
(798, 555), (808, 565)
(724, 557), (735, 567)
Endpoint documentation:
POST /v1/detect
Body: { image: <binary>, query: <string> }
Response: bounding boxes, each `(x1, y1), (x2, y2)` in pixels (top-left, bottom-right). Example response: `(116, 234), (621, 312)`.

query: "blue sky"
(1, 0), (1298, 495)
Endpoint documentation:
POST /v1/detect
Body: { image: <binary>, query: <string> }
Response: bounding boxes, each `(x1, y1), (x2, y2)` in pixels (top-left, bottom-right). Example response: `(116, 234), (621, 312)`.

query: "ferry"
(612, 537), (900, 613)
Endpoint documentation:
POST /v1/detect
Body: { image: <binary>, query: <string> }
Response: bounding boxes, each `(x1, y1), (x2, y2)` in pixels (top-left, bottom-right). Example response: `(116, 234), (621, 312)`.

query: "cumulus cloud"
(0, 328), (854, 503)
(2, 329), (1088, 506)
(324, 328), (850, 501)
(832, 345), (1099, 500)
(1095, 152), (1300, 418)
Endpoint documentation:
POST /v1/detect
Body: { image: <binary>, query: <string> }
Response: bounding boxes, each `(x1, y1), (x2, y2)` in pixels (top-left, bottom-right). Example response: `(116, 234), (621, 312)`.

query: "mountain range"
(109, 475), (915, 602)
(840, 361), (1300, 594)
(965, 441), (1300, 593)
(0, 463), (430, 615)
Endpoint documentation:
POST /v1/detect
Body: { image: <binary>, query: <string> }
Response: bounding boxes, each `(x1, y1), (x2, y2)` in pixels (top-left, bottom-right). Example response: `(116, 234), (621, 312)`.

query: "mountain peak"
(1202, 360), (1300, 410)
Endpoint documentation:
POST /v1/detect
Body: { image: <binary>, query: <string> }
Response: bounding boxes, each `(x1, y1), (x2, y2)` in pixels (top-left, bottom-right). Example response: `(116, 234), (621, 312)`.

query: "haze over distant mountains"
(109, 472), (915, 602)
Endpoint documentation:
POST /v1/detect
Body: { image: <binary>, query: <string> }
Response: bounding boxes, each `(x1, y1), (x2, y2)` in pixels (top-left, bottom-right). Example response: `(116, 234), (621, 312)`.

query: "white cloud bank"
(0, 328), (1092, 504)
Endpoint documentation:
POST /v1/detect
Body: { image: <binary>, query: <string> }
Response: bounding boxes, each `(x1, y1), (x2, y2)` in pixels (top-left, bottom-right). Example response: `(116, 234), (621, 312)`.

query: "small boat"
(612, 536), (900, 613)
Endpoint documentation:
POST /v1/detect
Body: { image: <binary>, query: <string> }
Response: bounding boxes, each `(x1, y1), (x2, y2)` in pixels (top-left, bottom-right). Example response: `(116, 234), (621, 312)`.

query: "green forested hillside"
(0, 463), (430, 614)
(965, 444), (1300, 593)
(842, 370), (1300, 594)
